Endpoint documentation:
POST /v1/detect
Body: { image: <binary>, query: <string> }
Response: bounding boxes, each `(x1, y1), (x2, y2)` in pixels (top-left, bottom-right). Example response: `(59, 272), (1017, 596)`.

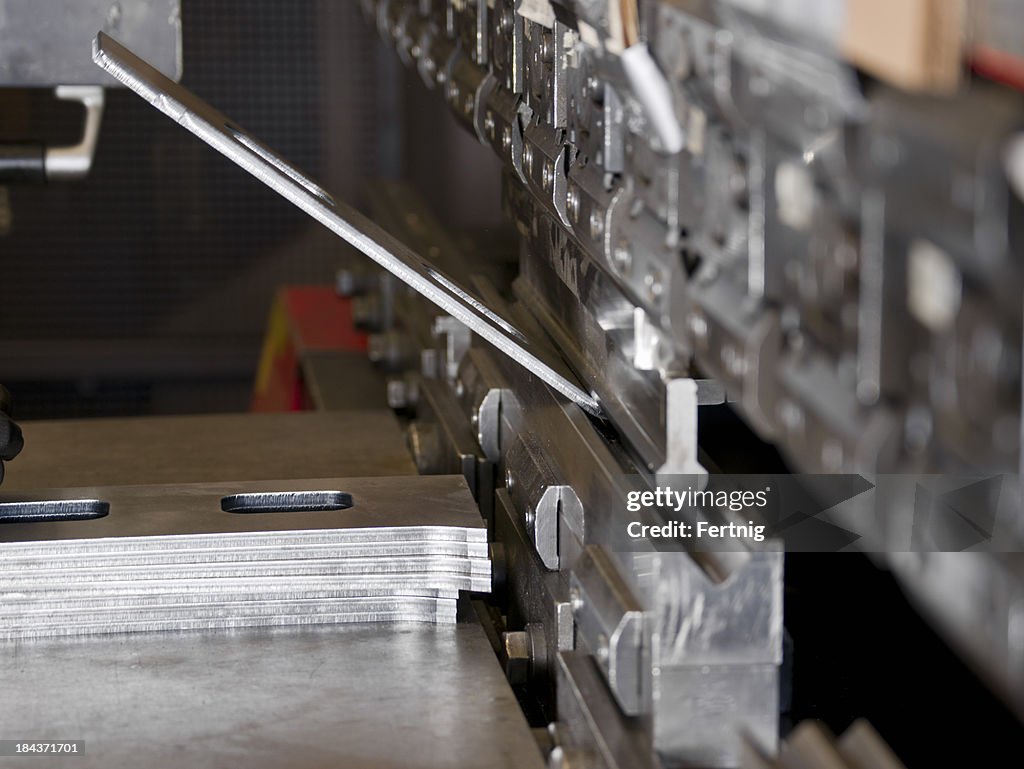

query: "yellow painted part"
(253, 291), (292, 395)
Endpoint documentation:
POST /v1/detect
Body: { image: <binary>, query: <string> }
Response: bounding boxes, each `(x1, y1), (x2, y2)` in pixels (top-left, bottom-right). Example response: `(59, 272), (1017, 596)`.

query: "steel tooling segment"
(91, 31), (601, 416)
(0, 476), (486, 543)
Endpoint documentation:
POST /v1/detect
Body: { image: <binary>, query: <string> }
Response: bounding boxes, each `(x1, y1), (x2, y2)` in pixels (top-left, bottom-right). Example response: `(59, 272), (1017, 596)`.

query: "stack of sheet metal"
(0, 476), (490, 639)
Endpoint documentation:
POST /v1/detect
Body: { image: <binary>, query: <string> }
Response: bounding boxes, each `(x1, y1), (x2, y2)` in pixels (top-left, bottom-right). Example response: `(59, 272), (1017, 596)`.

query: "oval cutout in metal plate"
(0, 499), (110, 524)
(221, 491), (354, 514)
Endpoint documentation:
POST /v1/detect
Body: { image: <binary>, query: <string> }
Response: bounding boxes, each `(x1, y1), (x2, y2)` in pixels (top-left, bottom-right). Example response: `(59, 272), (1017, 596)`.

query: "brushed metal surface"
(0, 476), (491, 636)
(0, 622), (546, 769)
(0, 558), (490, 590)
(0, 597), (458, 640)
(0, 586), (459, 609)
(0, 540), (489, 569)
(0, 476), (484, 543)
(2, 411), (417, 490)
(1, 575), (478, 600)
(0, 0), (180, 86)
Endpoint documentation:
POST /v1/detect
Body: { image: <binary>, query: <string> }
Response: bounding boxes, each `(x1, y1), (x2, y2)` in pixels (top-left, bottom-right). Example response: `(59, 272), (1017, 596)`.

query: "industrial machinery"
(0, 1), (1022, 767)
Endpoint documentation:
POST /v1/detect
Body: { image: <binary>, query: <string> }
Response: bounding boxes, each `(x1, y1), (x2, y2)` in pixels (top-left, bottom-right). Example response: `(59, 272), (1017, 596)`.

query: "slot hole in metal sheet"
(221, 491), (353, 514)
(0, 499), (110, 524)
(423, 266), (527, 342)
(226, 123), (337, 208)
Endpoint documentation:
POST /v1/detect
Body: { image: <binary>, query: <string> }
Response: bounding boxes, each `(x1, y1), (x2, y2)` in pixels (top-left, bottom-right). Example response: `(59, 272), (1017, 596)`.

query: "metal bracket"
(656, 378), (708, 485)
(45, 85), (105, 181)
(432, 316), (472, 384)
(570, 545), (649, 716)
(92, 32), (601, 417)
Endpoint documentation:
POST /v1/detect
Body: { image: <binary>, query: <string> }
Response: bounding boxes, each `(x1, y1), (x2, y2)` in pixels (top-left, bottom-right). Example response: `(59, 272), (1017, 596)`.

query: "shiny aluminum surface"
(0, 477), (490, 637)
(0, 597), (458, 640)
(0, 558), (490, 587)
(0, 540), (489, 568)
(2, 575), (476, 600)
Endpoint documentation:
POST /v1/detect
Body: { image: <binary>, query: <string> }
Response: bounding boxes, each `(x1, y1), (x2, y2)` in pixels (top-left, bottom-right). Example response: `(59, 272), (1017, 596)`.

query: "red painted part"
(971, 46), (1024, 92)
(250, 286), (367, 412)
(284, 286), (367, 353)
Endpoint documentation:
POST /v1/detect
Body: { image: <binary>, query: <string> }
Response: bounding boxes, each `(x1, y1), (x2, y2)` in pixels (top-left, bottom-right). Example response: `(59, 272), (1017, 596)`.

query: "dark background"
(0, 0), (500, 419)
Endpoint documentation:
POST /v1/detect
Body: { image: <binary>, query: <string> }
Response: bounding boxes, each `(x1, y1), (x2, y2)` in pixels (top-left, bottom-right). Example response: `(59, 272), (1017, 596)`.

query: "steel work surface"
(0, 621), (546, 769)
(2, 411), (416, 490)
